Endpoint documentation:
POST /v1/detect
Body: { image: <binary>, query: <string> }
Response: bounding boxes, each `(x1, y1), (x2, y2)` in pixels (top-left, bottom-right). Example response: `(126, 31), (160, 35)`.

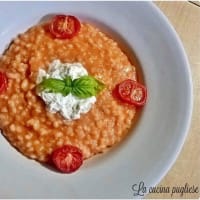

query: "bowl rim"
(148, 2), (193, 190)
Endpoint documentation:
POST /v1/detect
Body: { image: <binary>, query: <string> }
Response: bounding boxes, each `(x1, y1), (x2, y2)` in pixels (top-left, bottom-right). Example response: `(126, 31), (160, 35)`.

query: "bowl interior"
(0, 2), (192, 198)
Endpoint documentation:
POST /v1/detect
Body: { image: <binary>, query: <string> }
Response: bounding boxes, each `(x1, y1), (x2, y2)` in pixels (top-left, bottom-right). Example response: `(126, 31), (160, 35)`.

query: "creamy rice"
(0, 22), (137, 162)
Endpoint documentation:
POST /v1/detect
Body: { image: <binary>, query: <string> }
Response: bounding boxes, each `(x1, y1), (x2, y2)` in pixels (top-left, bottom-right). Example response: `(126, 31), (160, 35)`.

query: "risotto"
(0, 15), (146, 172)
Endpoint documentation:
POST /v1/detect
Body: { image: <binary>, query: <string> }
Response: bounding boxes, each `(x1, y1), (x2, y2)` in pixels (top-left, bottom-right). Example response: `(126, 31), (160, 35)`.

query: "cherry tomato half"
(114, 79), (147, 106)
(0, 72), (8, 93)
(49, 15), (81, 39)
(52, 145), (83, 173)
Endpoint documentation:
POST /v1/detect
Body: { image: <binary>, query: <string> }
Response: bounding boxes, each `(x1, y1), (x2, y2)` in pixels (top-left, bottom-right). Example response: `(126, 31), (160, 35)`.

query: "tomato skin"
(49, 15), (81, 39)
(112, 84), (121, 100)
(113, 79), (147, 107)
(52, 145), (83, 173)
(0, 72), (8, 93)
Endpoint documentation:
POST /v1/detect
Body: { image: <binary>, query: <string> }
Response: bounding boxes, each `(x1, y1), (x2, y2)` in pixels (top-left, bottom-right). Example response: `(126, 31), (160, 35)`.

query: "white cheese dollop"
(37, 60), (96, 120)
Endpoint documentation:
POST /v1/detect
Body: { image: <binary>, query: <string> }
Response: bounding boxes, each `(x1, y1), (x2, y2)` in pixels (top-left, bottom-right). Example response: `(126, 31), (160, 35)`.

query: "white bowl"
(0, 2), (193, 198)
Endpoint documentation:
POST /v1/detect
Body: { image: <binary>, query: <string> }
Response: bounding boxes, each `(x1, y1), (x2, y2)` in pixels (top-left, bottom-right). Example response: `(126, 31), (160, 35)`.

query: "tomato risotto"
(0, 15), (146, 173)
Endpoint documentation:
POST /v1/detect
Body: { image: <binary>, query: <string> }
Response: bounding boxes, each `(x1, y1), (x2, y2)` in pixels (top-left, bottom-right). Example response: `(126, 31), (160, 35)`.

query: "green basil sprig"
(38, 75), (105, 99)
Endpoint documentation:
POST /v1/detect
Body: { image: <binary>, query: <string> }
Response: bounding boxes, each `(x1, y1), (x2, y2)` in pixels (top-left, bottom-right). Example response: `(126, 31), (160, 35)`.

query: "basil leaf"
(72, 75), (105, 98)
(38, 78), (65, 94)
(61, 76), (72, 96)
(64, 76), (72, 87)
(37, 75), (105, 98)
(61, 86), (71, 96)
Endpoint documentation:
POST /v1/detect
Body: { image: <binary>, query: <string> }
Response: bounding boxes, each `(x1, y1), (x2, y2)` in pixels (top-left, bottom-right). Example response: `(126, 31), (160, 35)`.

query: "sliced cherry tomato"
(0, 72), (8, 93)
(49, 15), (81, 39)
(112, 83), (121, 100)
(52, 145), (83, 173)
(113, 79), (147, 106)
